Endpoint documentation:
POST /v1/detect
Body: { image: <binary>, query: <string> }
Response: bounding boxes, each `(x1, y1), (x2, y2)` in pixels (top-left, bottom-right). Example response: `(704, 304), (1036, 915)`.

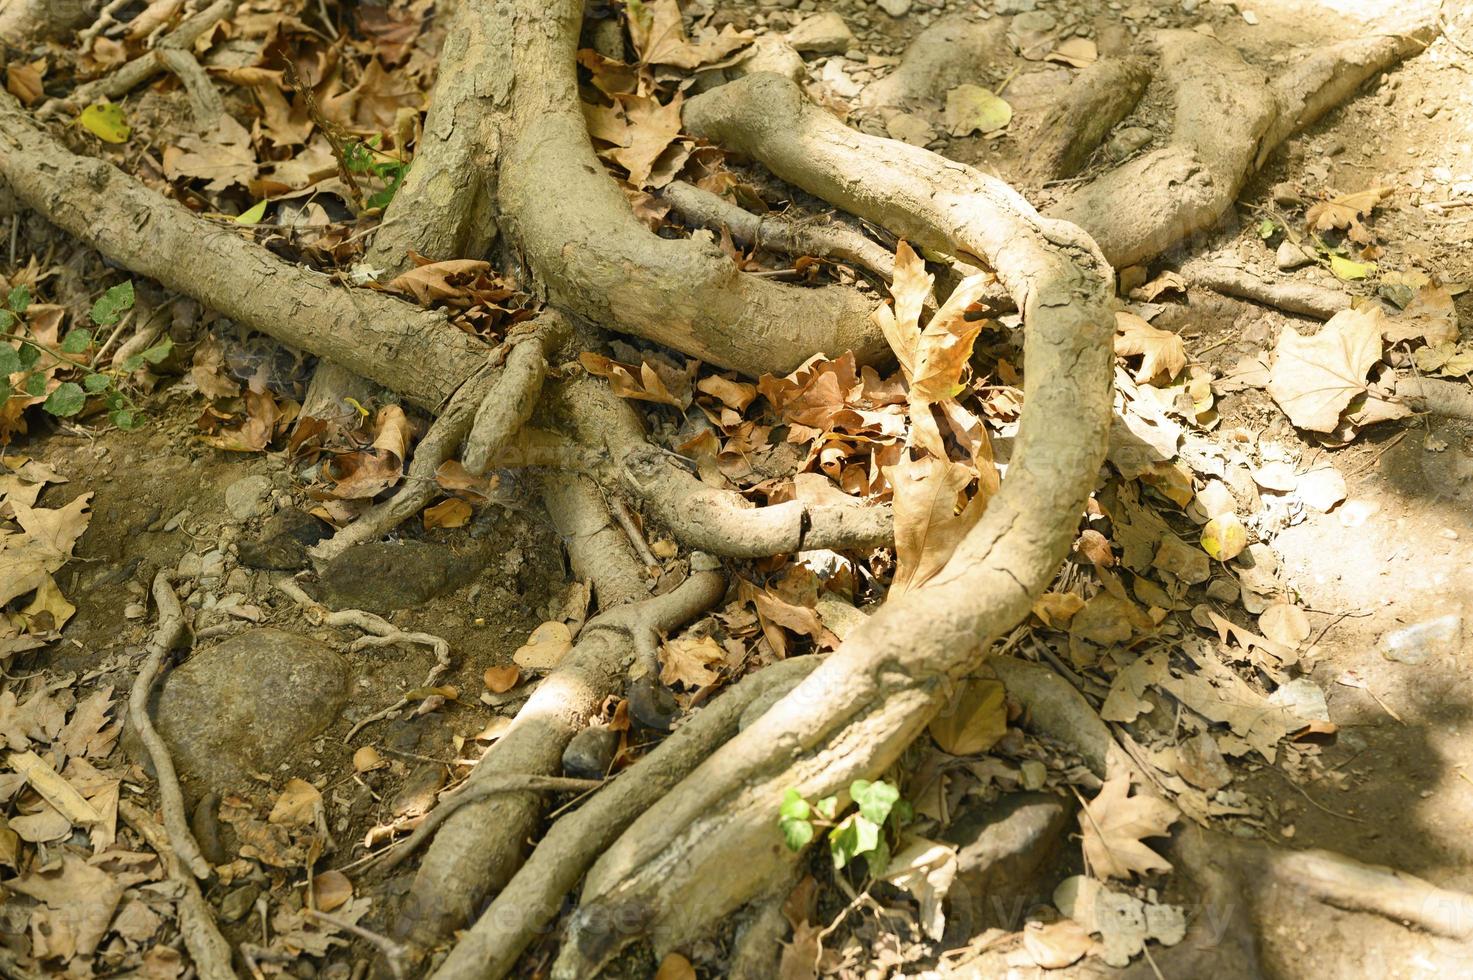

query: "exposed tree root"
(430, 656), (820, 980)
(309, 313), (568, 563)
(661, 179), (898, 281)
(118, 800), (236, 980)
(0, 89), (488, 411)
(0, 0), (95, 46)
(991, 656), (1112, 777)
(482, 0), (885, 376)
(128, 572), (212, 880)
(514, 73), (1115, 975)
(1022, 57), (1152, 184)
(1044, 23), (1435, 267)
(389, 479), (723, 966)
(547, 372), (895, 558)
(1184, 259), (1351, 319)
(1395, 376), (1473, 421)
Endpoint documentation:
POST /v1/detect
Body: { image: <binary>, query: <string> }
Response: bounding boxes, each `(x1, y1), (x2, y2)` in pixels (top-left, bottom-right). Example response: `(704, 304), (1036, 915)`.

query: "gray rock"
(1107, 126), (1153, 161)
(1381, 614), (1463, 665)
(886, 111), (936, 146)
(1275, 240), (1314, 271)
(219, 884), (261, 923)
(237, 509), (330, 571)
(224, 474), (273, 521)
(563, 725), (619, 780)
(149, 630), (350, 796)
(877, 0), (912, 17)
(1271, 181), (1303, 207)
(862, 16), (1010, 108)
(943, 793), (1075, 939)
(785, 12), (855, 54)
(317, 540), (489, 615)
(995, 0), (1036, 12)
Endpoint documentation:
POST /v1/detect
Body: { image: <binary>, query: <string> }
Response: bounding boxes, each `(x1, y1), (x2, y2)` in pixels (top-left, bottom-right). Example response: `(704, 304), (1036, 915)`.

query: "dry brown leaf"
(1114, 312), (1186, 382)
(1046, 37), (1098, 67)
(162, 114), (259, 192)
(352, 746), (384, 772)
(580, 352), (690, 408)
(313, 869), (353, 912)
(1078, 750), (1178, 880)
(1259, 602), (1310, 648)
(659, 635), (725, 689)
(8, 853), (124, 958)
(1381, 284), (1459, 346)
(1305, 186), (1392, 244)
(1032, 591), (1086, 628)
(513, 621), (573, 670)
(387, 258), (493, 305)
(628, 0), (752, 69)
(6, 60), (46, 105)
(483, 665), (520, 693)
(888, 456), (987, 598)
(929, 679), (1007, 756)
(654, 952), (698, 980)
(1267, 307), (1383, 432)
(268, 777), (323, 827)
(423, 497), (472, 529)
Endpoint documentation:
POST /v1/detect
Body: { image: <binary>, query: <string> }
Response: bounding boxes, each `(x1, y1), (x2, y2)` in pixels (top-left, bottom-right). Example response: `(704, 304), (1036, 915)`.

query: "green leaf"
(141, 337), (174, 364)
(0, 345), (21, 376)
(0, 378), (10, 402)
(25, 372), (46, 397)
(60, 328), (93, 354)
(106, 391), (125, 409)
(18, 342), (40, 371)
(83, 373), (111, 393)
(850, 779), (901, 827)
(119, 354), (144, 373)
(779, 788), (811, 822)
(0, 309), (12, 330)
(43, 382), (86, 417)
(7, 284), (31, 313)
(1256, 217), (1277, 239)
(90, 281), (136, 326)
(110, 408), (138, 429)
(780, 815), (814, 851)
(1329, 255), (1376, 281)
(815, 796), (839, 821)
(235, 199), (269, 225)
(79, 102), (131, 143)
(862, 836), (891, 878)
(829, 813), (880, 870)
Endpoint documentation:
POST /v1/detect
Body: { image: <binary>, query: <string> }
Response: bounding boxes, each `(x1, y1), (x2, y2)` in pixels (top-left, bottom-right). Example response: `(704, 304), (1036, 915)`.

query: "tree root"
(41, 0), (241, 119)
(274, 578), (453, 741)
(661, 180), (898, 281)
(991, 656), (1111, 777)
(1044, 22), (1435, 267)
(0, 0), (95, 46)
(388, 495), (723, 966)
(128, 572), (212, 880)
(1022, 57), (1152, 184)
(482, 0), (884, 376)
(309, 313), (568, 563)
(118, 800), (235, 980)
(1395, 376), (1473, 422)
(547, 371), (895, 557)
(523, 73), (1114, 975)
(0, 88), (489, 411)
(1184, 259), (1352, 319)
(429, 656), (820, 980)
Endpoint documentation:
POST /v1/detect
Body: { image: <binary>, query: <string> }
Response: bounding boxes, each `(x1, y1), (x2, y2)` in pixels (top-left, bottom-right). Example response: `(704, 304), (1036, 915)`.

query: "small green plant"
(779, 779), (912, 876)
(345, 138), (410, 211)
(0, 280), (168, 428)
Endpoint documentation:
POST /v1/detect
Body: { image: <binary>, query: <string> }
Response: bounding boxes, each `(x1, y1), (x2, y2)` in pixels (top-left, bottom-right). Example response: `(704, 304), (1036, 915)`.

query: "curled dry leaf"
(423, 497), (472, 529)
(1305, 186), (1392, 244)
(580, 352), (691, 409)
(268, 778), (323, 828)
(313, 869), (353, 913)
(1114, 312), (1186, 383)
(351, 746), (384, 773)
(659, 635), (725, 689)
(1259, 602), (1311, 648)
(483, 665), (521, 694)
(887, 456), (988, 598)
(1078, 750), (1178, 880)
(929, 679), (1007, 756)
(1267, 307), (1383, 432)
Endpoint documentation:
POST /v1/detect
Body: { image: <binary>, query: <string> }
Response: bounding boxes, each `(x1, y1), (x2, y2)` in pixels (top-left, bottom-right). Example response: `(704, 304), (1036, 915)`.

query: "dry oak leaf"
(887, 455), (987, 599)
(628, 0), (752, 69)
(1079, 751), (1178, 879)
(1380, 284), (1459, 346)
(659, 635), (726, 689)
(514, 621), (573, 670)
(1267, 307), (1383, 432)
(1305, 186), (1392, 244)
(929, 679), (1007, 756)
(1114, 312), (1186, 382)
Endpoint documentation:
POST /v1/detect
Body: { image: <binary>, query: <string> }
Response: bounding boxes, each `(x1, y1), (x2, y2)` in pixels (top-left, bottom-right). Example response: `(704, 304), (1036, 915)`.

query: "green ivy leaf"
(0, 345), (21, 376)
(90, 281), (135, 326)
(0, 378), (10, 402)
(18, 342), (40, 371)
(110, 408), (138, 429)
(1256, 217), (1276, 239)
(779, 788), (811, 822)
(829, 813), (880, 870)
(141, 337), (174, 364)
(814, 796), (839, 821)
(119, 353), (144, 373)
(83, 373), (111, 393)
(780, 814), (814, 851)
(25, 373), (46, 397)
(60, 328), (93, 354)
(7, 284), (30, 313)
(43, 381), (86, 417)
(850, 779), (900, 827)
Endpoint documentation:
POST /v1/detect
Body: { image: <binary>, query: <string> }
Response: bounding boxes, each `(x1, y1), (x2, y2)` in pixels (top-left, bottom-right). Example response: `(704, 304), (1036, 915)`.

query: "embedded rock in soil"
(146, 629), (350, 796)
(786, 12), (855, 54)
(942, 792), (1076, 939)
(223, 474), (273, 521)
(237, 509), (330, 570)
(316, 539), (489, 614)
(1381, 614), (1463, 665)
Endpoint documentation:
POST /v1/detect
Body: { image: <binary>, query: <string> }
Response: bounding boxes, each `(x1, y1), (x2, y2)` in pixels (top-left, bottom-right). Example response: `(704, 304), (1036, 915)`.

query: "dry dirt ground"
(3, 0), (1473, 978)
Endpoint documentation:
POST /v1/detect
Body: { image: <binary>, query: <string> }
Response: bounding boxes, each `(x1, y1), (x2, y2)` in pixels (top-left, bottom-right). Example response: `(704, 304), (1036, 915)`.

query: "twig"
(609, 494), (659, 568)
(129, 572), (212, 879)
(1269, 766), (1366, 822)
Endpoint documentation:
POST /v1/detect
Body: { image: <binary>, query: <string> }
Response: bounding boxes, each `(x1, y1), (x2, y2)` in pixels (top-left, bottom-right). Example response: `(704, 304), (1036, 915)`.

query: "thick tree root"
(0, 0), (95, 46)
(1395, 376), (1473, 422)
(1044, 23), (1435, 267)
(1022, 57), (1152, 184)
(481, 0), (884, 376)
(527, 74), (1114, 975)
(1184, 259), (1351, 319)
(389, 477), (721, 964)
(430, 656), (821, 980)
(310, 313), (568, 563)
(0, 89), (489, 411)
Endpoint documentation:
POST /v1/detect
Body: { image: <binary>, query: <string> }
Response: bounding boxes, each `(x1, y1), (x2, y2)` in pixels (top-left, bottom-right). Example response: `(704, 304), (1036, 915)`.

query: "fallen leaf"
(887, 456), (987, 598)
(79, 101), (130, 143)
(659, 635), (726, 689)
(1046, 37), (1098, 67)
(1021, 918), (1095, 968)
(1297, 466), (1346, 511)
(513, 621), (573, 670)
(352, 746), (384, 772)
(1078, 749), (1178, 879)
(1305, 186), (1392, 244)
(1115, 312), (1186, 382)
(1380, 284), (1459, 346)
(654, 952), (697, 980)
(1259, 602), (1310, 648)
(9, 853), (124, 957)
(268, 778), (323, 827)
(1033, 591), (1086, 628)
(423, 497), (472, 529)
(627, 0), (752, 69)
(313, 869), (353, 912)
(1267, 307), (1383, 432)
(483, 665), (520, 693)
(580, 352), (691, 408)
(944, 84), (1012, 136)
(1199, 513), (1247, 561)
(882, 838), (959, 940)
(929, 679), (1007, 756)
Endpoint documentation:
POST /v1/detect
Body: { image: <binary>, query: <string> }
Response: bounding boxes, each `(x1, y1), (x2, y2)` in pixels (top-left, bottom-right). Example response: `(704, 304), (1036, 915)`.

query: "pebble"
(1381, 614), (1463, 665)
(995, 0), (1037, 11)
(785, 12), (855, 54)
(236, 509), (330, 571)
(877, 0), (912, 18)
(886, 111), (937, 146)
(1107, 126), (1153, 161)
(562, 725), (619, 780)
(219, 884), (261, 923)
(1275, 240), (1314, 271)
(1270, 182), (1303, 207)
(224, 474), (273, 521)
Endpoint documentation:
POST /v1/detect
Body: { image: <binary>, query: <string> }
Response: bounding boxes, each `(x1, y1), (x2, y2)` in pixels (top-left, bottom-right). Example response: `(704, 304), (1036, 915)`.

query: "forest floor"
(3, 0), (1473, 978)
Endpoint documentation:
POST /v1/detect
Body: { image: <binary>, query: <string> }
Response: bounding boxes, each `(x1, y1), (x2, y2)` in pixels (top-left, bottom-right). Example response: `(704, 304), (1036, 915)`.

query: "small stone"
(1271, 182), (1303, 207)
(318, 540), (490, 615)
(391, 763), (447, 818)
(1381, 614), (1462, 665)
(176, 552), (203, 579)
(1107, 126), (1152, 161)
(1117, 264), (1148, 295)
(885, 111), (936, 146)
(1205, 578), (1240, 604)
(237, 509), (330, 571)
(124, 602), (146, 619)
(785, 12), (855, 54)
(995, 0), (1036, 12)
(219, 884), (261, 923)
(877, 0), (911, 18)
(628, 674), (681, 732)
(562, 725), (619, 780)
(224, 474), (273, 522)
(1275, 240), (1314, 271)
(943, 794), (1075, 936)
